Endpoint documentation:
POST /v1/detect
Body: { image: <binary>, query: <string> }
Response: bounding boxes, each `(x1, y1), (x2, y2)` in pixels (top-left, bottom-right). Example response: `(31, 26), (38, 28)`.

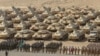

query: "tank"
(0, 16), (4, 23)
(59, 17), (69, 25)
(0, 27), (16, 39)
(47, 23), (64, 32)
(32, 30), (52, 40)
(52, 30), (68, 40)
(0, 21), (6, 30)
(97, 27), (100, 33)
(4, 9), (13, 14)
(55, 11), (65, 18)
(80, 8), (88, 15)
(12, 16), (21, 23)
(65, 21), (79, 33)
(0, 19), (13, 28)
(0, 31), (9, 39)
(17, 7), (29, 14)
(87, 30), (100, 42)
(68, 30), (85, 41)
(14, 29), (34, 40)
(94, 16), (100, 26)
(7, 12), (17, 18)
(13, 23), (22, 31)
(51, 7), (60, 15)
(81, 23), (94, 33)
(24, 20), (31, 27)
(43, 16), (59, 24)
(86, 10), (97, 20)
(76, 16), (88, 25)
(35, 8), (44, 14)
(30, 22), (48, 31)
(14, 20), (31, 31)
(24, 12), (33, 18)
(28, 16), (38, 24)
(41, 11), (48, 18)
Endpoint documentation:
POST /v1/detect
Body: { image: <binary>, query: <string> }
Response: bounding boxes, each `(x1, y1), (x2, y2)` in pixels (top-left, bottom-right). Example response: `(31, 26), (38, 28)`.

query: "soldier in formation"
(60, 46), (81, 55)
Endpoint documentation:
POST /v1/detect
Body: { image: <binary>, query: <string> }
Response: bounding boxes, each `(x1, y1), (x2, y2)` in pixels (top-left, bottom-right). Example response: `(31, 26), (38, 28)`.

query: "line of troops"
(59, 46), (100, 56)
(17, 42), (100, 56)
(36, 46), (100, 56)
(0, 39), (18, 50)
(0, 40), (100, 56)
(17, 45), (100, 56)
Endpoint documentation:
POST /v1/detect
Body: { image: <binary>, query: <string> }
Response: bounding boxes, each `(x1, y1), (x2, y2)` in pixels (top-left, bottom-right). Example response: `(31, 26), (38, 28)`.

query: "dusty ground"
(0, 0), (100, 9)
(0, 51), (81, 56)
(0, 0), (100, 47)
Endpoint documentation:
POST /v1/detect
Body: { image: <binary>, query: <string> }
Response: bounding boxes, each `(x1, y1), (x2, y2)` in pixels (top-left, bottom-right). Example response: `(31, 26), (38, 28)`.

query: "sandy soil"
(0, 0), (100, 9)
(0, 0), (100, 47)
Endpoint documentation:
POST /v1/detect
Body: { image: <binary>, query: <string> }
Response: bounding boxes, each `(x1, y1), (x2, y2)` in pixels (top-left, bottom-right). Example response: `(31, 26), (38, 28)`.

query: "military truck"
(87, 30), (100, 42)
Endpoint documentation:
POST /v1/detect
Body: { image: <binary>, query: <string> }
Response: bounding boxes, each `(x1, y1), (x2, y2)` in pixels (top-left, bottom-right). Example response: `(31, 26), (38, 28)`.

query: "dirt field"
(0, 0), (100, 47)
(0, 0), (100, 9)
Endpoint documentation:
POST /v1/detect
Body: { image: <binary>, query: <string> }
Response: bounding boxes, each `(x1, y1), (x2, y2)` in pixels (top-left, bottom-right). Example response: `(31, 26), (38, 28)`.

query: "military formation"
(0, 6), (99, 56)
(0, 39), (18, 50)
(17, 42), (100, 56)
(0, 6), (99, 41)
(0, 39), (100, 56)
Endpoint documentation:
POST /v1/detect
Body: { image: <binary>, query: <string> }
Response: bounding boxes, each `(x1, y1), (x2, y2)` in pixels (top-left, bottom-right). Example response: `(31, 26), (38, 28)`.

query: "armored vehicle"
(32, 30), (52, 40)
(52, 30), (68, 40)
(14, 29), (34, 40)
(68, 30), (85, 41)
(87, 30), (100, 42)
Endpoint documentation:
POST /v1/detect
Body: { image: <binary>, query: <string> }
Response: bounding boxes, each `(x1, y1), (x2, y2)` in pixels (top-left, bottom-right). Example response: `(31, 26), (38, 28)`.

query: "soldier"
(46, 48), (48, 53)
(74, 47), (77, 55)
(93, 47), (96, 56)
(47, 48), (49, 54)
(68, 46), (71, 54)
(84, 47), (87, 55)
(42, 47), (44, 53)
(18, 40), (24, 51)
(0, 44), (1, 51)
(98, 48), (100, 56)
(63, 46), (66, 54)
(91, 47), (94, 56)
(59, 47), (62, 54)
(89, 47), (92, 55)
(89, 47), (91, 56)
(65, 47), (68, 54)
(81, 46), (85, 55)
(5, 51), (8, 56)
(99, 48), (100, 56)
(95, 48), (98, 56)
(87, 47), (90, 56)
(90, 47), (93, 56)
(71, 46), (74, 55)
(97, 48), (99, 56)
(77, 47), (80, 55)
(51, 49), (54, 54)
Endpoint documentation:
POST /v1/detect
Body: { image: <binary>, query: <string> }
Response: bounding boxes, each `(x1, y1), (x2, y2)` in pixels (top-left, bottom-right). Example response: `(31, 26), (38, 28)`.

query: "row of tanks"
(0, 6), (99, 41)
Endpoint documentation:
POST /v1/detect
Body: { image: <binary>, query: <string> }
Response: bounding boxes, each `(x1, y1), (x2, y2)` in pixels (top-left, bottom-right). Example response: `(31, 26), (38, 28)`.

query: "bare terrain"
(0, 0), (100, 9)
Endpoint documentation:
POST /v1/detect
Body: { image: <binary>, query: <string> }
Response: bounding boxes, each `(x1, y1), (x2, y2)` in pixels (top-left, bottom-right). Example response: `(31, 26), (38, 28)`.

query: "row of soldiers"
(17, 45), (100, 56)
(58, 46), (100, 56)
(41, 46), (100, 56)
